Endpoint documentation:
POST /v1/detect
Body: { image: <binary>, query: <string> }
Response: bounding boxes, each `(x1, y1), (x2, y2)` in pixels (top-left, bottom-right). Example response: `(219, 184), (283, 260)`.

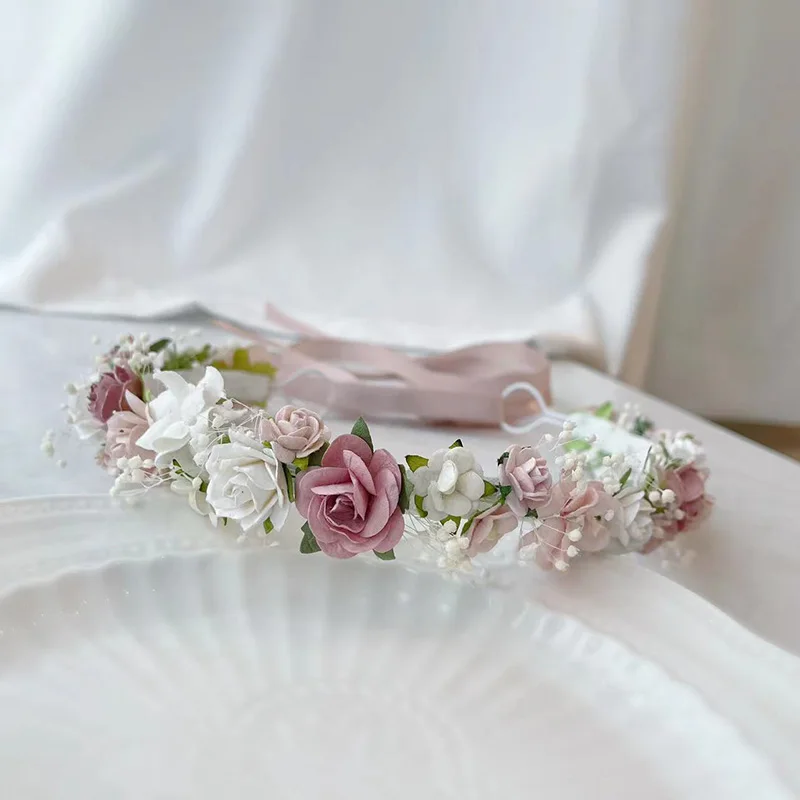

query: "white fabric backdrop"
(0, 0), (797, 420)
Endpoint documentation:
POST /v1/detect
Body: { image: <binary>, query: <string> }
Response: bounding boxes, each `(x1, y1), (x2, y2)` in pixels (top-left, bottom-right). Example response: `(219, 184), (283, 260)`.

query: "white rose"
(205, 429), (289, 531)
(411, 447), (484, 520)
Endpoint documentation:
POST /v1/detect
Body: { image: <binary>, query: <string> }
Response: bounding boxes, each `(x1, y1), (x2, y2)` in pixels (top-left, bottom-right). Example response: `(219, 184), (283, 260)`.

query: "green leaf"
(263, 518), (274, 535)
(293, 456), (310, 471)
(232, 347), (250, 370)
(443, 515), (462, 529)
(594, 401), (614, 420)
(308, 442), (329, 467)
(351, 417), (373, 451)
(283, 464), (295, 503)
(149, 337), (171, 353)
(414, 494), (427, 518)
(299, 522), (321, 554)
(374, 549), (396, 561)
(482, 480), (497, 499)
(632, 417), (654, 437)
(496, 451), (509, 466)
(563, 439), (592, 452)
(405, 454), (428, 472)
(619, 467), (632, 489)
(449, 439), (463, 449)
(526, 508), (539, 519)
(499, 485), (512, 501)
(398, 465), (409, 513)
(248, 360), (277, 377)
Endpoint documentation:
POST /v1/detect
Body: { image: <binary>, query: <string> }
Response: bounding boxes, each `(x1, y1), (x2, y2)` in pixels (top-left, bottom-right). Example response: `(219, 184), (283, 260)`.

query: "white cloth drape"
(0, 1), (796, 421)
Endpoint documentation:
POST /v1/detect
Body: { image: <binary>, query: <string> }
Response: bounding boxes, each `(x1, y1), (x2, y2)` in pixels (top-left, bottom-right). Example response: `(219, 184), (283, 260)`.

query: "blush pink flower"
(523, 478), (620, 570)
(498, 445), (552, 518)
(295, 434), (404, 559)
(88, 363), (143, 423)
(259, 405), (330, 464)
(103, 393), (155, 467)
(466, 504), (518, 557)
(643, 464), (711, 553)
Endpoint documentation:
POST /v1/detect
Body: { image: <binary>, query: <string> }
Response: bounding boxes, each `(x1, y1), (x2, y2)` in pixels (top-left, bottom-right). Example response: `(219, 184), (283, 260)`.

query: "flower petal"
(456, 470), (484, 501)
(322, 434), (373, 468)
(343, 450), (376, 495)
(295, 467), (349, 517)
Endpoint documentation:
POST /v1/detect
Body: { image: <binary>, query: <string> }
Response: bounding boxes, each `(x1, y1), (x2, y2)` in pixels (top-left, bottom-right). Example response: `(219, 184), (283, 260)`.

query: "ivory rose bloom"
(524, 478), (621, 570)
(295, 434), (404, 558)
(204, 429), (289, 531)
(88, 363), (143, 423)
(498, 445), (552, 518)
(466, 505), (518, 557)
(260, 405), (330, 464)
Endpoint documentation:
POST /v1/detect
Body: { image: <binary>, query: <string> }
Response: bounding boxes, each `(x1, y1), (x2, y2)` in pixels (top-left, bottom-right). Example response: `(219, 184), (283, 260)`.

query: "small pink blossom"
(295, 434), (404, 559)
(88, 363), (143, 423)
(498, 445), (552, 518)
(643, 464), (711, 553)
(259, 405), (330, 464)
(466, 504), (518, 557)
(103, 393), (154, 467)
(523, 478), (620, 570)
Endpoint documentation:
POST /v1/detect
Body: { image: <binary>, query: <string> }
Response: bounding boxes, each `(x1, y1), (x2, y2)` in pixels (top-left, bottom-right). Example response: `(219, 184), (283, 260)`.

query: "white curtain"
(0, 1), (796, 421)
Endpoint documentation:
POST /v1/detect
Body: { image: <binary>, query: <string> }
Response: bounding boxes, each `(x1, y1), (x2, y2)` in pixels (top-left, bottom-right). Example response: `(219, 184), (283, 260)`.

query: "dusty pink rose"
(523, 478), (620, 570)
(103, 393), (154, 467)
(643, 464), (711, 553)
(466, 505), (518, 557)
(260, 405), (330, 464)
(88, 363), (143, 423)
(499, 445), (552, 518)
(295, 434), (404, 558)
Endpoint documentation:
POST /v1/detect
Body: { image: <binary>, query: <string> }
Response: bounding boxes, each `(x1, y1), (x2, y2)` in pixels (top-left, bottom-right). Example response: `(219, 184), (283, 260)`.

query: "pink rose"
(643, 464), (711, 553)
(103, 393), (155, 467)
(88, 363), (143, 423)
(295, 434), (404, 559)
(523, 478), (619, 570)
(498, 445), (552, 518)
(259, 405), (330, 464)
(466, 504), (518, 557)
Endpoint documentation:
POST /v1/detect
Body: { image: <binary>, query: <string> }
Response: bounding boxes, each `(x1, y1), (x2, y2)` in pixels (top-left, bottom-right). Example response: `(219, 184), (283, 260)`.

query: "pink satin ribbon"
(215, 306), (551, 427)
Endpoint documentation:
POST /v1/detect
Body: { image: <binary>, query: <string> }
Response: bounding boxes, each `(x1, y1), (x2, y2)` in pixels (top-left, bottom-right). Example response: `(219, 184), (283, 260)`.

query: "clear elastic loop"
(500, 381), (568, 436)
(275, 367), (335, 418)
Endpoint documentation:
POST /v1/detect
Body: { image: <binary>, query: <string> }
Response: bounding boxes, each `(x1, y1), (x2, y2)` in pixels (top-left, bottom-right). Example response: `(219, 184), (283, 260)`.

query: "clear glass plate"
(0, 540), (790, 799)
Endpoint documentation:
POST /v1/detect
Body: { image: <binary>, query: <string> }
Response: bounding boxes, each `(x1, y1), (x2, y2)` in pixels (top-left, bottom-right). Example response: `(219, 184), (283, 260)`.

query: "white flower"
(137, 367), (226, 467)
(171, 473), (218, 527)
(612, 484), (653, 547)
(204, 429), (289, 531)
(66, 384), (105, 441)
(657, 431), (706, 468)
(411, 447), (484, 520)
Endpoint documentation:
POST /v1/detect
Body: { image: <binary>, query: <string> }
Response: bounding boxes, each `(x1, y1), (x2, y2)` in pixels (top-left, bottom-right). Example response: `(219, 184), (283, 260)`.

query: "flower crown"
(47, 333), (713, 576)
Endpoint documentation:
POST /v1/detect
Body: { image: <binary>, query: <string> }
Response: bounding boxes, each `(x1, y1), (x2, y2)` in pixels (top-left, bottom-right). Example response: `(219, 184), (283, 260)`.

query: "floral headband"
(46, 333), (712, 576)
